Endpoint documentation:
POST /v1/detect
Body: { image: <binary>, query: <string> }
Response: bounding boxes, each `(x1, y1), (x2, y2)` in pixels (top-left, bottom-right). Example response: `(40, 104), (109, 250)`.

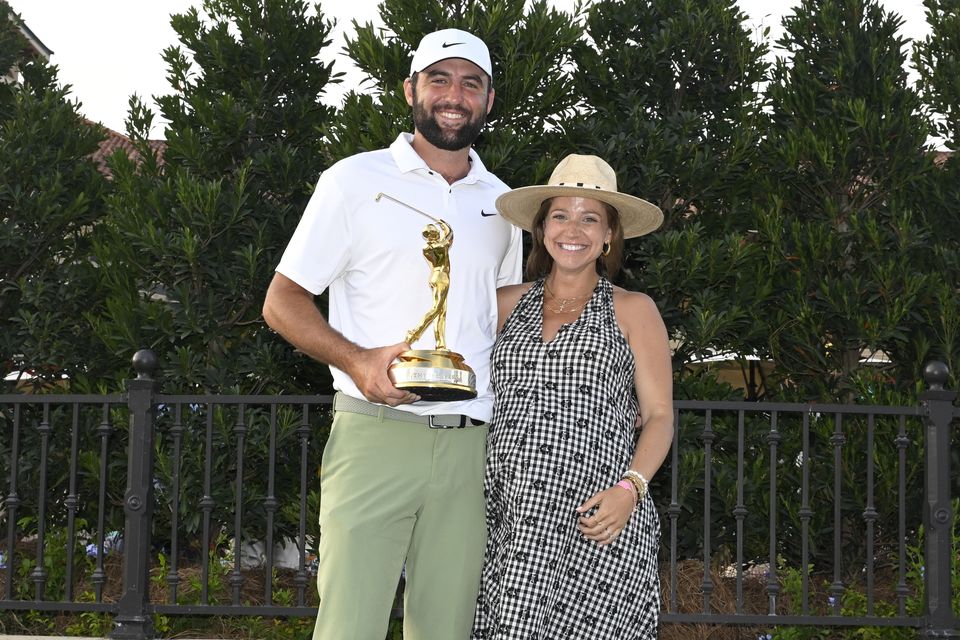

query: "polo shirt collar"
(390, 132), (497, 186)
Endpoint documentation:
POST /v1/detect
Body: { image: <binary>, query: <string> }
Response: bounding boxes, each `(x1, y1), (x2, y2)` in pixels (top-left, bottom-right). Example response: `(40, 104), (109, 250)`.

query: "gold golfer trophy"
(375, 193), (477, 401)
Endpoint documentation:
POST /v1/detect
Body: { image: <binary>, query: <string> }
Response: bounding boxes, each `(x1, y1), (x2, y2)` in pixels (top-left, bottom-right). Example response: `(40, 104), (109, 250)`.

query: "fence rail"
(1, 351), (957, 639)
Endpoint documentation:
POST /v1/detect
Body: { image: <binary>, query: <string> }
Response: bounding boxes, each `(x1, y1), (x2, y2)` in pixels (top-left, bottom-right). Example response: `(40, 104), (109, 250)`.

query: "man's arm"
(262, 273), (418, 406)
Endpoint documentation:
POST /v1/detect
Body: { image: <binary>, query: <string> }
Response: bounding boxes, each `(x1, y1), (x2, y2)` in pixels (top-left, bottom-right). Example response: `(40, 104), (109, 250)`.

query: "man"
(262, 28), (522, 640)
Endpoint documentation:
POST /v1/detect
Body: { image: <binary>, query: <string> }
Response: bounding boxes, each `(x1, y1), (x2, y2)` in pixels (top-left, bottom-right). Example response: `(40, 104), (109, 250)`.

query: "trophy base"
(390, 349), (477, 402)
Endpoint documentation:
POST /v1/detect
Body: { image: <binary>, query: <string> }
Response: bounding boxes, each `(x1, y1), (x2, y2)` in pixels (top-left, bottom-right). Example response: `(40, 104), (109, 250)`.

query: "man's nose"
(443, 82), (465, 102)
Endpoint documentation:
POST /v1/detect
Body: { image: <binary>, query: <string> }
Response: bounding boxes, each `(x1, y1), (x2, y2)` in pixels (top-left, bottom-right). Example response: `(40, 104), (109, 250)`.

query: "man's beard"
(412, 89), (487, 151)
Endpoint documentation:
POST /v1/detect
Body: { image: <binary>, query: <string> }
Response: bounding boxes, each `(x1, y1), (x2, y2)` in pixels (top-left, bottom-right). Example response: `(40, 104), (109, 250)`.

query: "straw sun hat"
(495, 154), (663, 239)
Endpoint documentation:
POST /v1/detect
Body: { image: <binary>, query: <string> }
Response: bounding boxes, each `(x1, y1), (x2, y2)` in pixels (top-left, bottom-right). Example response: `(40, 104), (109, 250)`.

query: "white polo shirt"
(276, 133), (523, 421)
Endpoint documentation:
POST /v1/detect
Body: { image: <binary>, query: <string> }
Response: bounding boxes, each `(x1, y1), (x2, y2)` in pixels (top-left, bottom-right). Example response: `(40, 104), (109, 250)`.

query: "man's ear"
(403, 77), (414, 107)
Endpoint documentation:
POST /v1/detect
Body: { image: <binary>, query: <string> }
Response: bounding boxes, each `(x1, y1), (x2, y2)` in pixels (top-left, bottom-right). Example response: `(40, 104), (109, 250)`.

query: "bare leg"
(434, 290), (448, 350)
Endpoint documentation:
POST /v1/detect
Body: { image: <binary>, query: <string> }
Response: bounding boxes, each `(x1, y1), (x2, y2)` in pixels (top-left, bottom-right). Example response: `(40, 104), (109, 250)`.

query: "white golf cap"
(409, 28), (492, 79)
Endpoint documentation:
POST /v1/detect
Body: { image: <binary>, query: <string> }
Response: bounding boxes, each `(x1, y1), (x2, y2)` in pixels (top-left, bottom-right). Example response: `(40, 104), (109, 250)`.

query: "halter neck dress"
(471, 277), (661, 639)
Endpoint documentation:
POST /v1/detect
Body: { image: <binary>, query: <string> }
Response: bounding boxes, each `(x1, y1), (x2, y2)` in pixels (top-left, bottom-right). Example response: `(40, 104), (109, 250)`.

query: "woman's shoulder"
(611, 285), (663, 326)
(611, 284), (653, 304)
(497, 282), (537, 307)
(499, 281), (536, 295)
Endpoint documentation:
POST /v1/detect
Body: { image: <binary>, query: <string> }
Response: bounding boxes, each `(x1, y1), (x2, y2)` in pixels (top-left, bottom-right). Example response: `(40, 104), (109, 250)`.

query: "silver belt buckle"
(428, 414), (459, 429)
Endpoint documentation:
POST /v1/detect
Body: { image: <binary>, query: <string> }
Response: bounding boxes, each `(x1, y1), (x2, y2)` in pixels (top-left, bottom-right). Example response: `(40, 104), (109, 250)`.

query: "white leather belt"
(333, 393), (485, 429)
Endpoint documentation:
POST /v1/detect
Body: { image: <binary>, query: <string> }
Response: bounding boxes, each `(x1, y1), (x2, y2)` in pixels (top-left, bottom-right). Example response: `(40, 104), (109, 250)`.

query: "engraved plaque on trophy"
(376, 193), (477, 401)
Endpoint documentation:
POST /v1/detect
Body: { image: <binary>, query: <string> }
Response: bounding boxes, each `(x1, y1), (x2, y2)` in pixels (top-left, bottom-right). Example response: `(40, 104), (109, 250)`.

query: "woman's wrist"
(615, 479), (637, 501)
(621, 469), (649, 502)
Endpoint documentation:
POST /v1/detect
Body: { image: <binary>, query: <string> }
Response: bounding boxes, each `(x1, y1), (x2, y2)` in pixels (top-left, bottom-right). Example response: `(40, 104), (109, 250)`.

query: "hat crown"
(410, 28), (492, 79)
(548, 155), (618, 193)
(494, 153), (663, 239)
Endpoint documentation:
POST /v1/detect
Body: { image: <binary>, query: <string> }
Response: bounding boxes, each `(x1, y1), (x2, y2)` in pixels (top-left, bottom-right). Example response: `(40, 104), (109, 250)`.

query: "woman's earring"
(602, 242), (611, 257)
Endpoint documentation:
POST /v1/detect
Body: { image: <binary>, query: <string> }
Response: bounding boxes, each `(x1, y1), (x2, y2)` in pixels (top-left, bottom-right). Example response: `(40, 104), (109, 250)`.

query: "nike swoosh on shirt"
(480, 210), (497, 217)
(441, 42), (463, 48)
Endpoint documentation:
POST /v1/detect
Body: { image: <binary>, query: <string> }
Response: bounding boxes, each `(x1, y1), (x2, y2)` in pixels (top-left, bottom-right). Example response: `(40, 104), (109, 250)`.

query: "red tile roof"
(88, 122), (165, 178)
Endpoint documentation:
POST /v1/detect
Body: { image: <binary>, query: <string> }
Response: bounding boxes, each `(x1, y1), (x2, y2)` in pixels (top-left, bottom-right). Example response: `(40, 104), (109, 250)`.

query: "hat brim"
(495, 185), (663, 239)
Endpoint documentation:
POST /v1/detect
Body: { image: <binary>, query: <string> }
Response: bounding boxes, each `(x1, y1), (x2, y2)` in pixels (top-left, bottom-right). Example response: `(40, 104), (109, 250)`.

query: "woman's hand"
(575, 485), (635, 546)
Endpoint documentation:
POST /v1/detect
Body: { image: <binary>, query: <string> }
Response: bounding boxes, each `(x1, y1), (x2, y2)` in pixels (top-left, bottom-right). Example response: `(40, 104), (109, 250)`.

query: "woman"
(471, 155), (674, 639)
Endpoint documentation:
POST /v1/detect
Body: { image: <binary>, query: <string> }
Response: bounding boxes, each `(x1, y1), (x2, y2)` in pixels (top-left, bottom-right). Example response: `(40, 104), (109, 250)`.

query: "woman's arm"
(577, 289), (674, 545)
(618, 290), (674, 482)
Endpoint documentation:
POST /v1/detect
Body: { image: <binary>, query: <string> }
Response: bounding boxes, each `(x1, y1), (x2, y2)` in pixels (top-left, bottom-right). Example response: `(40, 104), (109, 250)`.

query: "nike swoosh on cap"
(441, 42), (463, 48)
(480, 210), (497, 217)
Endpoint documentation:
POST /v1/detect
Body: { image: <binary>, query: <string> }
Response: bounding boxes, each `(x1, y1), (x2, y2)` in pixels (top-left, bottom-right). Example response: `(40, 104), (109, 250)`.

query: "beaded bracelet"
(622, 469), (649, 501)
(621, 475), (643, 503)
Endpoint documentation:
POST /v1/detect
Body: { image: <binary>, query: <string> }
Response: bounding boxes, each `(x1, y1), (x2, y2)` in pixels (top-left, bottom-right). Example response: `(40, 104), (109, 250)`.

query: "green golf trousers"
(312, 409), (488, 640)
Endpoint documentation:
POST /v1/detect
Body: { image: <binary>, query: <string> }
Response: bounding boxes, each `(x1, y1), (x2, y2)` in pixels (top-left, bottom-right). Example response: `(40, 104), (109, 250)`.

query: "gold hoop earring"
(602, 242), (611, 257)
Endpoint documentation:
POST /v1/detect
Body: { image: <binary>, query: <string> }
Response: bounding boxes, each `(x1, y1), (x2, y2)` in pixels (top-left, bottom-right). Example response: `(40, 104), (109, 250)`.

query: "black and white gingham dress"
(472, 278), (660, 639)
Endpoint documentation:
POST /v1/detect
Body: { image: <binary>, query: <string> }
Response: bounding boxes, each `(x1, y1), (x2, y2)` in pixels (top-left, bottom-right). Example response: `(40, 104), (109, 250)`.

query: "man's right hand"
(348, 342), (420, 406)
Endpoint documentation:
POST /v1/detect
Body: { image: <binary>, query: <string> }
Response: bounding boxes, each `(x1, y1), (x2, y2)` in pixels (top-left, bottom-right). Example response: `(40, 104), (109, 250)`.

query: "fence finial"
(922, 360), (949, 391)
(131, 350), (158, 381)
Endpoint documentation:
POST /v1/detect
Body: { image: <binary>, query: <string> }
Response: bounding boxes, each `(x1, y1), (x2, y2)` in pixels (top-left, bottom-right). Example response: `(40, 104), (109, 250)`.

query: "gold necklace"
(543, 279), (595, 314)
(544, 299), (588, 315)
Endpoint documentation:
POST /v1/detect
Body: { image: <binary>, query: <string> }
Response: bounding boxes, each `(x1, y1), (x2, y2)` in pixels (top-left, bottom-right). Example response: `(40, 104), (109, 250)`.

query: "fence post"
(919, 360), (957, 639)
(110, 350), (159, 640)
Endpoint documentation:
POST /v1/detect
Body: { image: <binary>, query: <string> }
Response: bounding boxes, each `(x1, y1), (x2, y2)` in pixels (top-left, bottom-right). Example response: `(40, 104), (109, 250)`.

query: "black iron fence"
(1, 350), (957, 639)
